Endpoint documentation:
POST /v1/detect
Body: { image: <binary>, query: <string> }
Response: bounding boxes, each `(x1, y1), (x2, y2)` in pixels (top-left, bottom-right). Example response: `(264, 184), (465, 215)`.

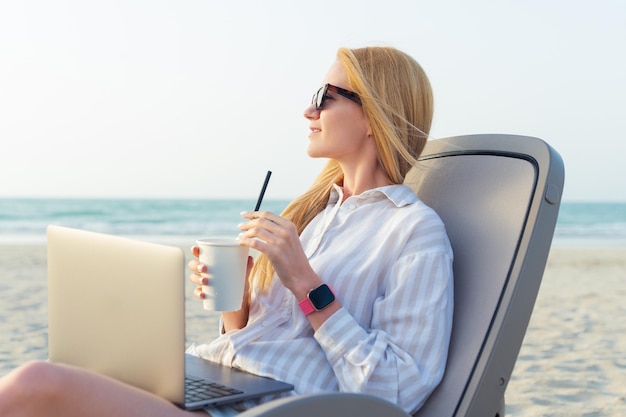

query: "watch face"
(308, 284), (335, 310)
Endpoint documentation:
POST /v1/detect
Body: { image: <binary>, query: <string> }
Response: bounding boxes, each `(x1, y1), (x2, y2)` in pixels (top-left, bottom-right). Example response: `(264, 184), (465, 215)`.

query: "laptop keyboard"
(185, 376), (244, 403)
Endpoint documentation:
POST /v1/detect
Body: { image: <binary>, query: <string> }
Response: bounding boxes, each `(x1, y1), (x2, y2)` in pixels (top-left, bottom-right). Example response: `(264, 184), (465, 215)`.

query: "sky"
(1, 0), (625, 201)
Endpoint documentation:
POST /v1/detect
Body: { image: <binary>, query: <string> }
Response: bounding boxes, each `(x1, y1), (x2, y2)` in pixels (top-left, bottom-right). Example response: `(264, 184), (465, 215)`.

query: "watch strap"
(298, 297), (316, 316)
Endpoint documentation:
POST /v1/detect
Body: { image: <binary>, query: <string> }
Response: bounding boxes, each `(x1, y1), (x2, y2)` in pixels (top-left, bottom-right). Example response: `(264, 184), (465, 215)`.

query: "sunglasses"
(311, 83), (361, 110)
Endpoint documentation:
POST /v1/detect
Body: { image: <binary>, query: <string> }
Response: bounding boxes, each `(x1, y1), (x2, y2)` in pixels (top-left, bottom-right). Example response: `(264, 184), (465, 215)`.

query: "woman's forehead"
(321, 60), (349, 88)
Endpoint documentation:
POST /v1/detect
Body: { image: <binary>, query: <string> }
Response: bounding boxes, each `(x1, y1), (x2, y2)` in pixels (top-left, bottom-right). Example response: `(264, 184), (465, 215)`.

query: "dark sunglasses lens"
(314, 85), (327, 109)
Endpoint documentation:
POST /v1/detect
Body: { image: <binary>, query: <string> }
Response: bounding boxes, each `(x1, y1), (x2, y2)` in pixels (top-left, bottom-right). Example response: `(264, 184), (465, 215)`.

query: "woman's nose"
(303, 103), (320, 120)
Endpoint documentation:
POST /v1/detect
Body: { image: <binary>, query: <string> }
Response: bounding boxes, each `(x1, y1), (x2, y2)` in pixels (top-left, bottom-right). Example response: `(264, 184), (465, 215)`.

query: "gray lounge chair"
(239, 134), (565, 417)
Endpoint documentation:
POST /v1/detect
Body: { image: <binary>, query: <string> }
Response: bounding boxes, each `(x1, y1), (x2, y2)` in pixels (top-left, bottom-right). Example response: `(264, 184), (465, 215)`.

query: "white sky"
(1, 0), (624, 201)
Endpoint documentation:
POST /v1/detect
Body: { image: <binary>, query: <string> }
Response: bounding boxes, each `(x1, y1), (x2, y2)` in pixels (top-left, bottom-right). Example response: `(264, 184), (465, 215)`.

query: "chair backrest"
(405, 134), (564, 417)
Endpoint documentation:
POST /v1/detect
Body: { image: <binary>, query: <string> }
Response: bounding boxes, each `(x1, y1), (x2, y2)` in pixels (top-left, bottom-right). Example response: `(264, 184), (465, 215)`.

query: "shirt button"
(347, 204), (356, 210)
(262, 320), (269, 327)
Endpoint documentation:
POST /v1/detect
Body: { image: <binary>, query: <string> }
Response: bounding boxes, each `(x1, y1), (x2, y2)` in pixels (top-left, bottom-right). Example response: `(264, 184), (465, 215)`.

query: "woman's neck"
(340, 166), (392, 202)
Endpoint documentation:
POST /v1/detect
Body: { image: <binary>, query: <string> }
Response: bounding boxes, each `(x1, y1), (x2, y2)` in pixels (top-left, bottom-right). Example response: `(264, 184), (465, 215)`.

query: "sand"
(505, 247), (626, 416)
(0, 244), (625, 416)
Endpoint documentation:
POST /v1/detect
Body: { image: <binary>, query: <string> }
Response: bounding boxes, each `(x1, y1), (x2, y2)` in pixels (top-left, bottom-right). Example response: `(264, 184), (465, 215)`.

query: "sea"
(0, 199), (625, 247)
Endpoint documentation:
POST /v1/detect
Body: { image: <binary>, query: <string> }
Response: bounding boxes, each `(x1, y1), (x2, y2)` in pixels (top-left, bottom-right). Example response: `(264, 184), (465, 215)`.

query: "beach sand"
(0, 244), (624, 416)
(505, 247), (626, 416)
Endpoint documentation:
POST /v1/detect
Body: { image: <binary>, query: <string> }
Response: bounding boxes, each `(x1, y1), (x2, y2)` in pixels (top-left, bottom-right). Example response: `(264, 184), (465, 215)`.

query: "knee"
(0, 360), (64, 403)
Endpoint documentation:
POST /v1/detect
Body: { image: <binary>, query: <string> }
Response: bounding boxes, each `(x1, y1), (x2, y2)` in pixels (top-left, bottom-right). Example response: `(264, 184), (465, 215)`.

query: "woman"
(0, 46), (453, 417)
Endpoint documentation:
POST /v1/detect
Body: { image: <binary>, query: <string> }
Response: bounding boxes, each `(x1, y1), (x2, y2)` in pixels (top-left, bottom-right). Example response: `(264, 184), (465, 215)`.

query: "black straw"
(254, 171), (272, 211)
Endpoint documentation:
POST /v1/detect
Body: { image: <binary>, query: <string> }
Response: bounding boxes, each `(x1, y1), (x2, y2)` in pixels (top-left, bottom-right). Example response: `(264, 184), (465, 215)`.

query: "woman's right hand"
(187, 246), (254, 332)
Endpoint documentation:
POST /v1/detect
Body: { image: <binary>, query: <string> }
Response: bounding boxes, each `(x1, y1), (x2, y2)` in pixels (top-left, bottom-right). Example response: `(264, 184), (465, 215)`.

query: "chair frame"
(410, 134), (564, 417)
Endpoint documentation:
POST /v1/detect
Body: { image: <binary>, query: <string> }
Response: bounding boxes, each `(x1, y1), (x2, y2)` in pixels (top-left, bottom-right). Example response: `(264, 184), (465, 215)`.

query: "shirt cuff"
(313, 307), (368, 363)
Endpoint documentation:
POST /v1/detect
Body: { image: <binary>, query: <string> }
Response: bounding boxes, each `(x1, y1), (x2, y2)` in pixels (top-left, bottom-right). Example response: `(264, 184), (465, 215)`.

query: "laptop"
(47, 225), (293, 410)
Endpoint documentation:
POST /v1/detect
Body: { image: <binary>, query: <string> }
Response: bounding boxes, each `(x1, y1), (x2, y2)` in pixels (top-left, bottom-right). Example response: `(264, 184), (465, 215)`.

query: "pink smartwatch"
(298, 283), (336, 316)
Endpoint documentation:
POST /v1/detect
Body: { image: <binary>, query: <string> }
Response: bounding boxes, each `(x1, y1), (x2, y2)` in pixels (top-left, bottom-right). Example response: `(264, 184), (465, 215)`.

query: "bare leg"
(0, 361), (208, 417)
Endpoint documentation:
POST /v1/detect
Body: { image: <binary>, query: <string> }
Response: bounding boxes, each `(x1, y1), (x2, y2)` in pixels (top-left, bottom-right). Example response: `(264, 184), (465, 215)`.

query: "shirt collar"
(329, 184), (418, 208)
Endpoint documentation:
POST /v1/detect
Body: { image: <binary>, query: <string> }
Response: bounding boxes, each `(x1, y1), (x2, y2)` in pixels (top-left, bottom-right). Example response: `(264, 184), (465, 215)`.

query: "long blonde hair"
(251, 46), (434, 292)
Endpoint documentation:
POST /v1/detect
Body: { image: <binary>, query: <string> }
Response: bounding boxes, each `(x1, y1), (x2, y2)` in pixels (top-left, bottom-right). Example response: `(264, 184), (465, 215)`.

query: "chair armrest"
(238, 393), (411, 417)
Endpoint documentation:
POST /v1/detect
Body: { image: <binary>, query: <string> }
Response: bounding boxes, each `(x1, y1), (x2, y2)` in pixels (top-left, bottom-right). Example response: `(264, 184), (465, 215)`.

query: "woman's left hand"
(237, 211), (321, 299)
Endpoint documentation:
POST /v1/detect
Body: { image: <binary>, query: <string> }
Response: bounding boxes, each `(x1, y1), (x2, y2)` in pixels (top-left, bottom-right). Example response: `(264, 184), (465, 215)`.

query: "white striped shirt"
(191, 184), (454, 414)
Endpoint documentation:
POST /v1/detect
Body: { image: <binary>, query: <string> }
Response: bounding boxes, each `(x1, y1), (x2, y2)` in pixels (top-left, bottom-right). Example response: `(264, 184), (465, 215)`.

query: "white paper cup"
(196, 237), (249, 311)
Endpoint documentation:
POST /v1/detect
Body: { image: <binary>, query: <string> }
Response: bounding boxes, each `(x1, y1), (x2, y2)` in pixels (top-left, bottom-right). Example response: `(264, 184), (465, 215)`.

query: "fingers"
(193, 286), (206, 300)
(188, 254), (208, 300)
(188, 272), (207, 286)
(188, 259), (207, 281)
(240, 210), (285, 225)
(238, 211), (291, 244)
(188, 258), (206, 274)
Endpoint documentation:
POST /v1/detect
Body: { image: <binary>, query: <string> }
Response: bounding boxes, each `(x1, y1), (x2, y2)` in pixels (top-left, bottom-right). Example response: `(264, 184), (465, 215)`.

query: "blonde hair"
(251, 46), (434, 292)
